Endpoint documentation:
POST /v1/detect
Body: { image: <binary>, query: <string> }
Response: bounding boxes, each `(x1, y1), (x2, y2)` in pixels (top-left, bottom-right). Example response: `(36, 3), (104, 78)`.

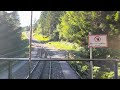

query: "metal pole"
(49, 61), (51, 79)
(28, 11), (33, 79)
(89, 32), (93, 79)
(74, 55), (77, 71)
(8, 60), (12, 79)
(114, 61), (118, 79)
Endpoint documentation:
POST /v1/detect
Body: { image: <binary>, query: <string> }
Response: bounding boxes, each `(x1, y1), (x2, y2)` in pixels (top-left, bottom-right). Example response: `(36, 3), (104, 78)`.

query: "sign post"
(88, 33), (108, 79)
(89, 32), (93, 79)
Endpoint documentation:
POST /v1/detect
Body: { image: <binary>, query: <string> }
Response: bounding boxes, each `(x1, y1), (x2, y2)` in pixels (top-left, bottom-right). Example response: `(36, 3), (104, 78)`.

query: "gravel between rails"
(51, 61), (65, 79)
(29, 47), (65, 79)
(39, 61), (50, 79)
(30, 61), (50, 79)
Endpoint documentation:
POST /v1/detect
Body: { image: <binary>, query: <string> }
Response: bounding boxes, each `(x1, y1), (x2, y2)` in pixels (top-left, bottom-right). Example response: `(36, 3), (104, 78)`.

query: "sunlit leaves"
(58, 11), (93, 45)
(106, 15), (111, 20)
(114, 11), (119, 21)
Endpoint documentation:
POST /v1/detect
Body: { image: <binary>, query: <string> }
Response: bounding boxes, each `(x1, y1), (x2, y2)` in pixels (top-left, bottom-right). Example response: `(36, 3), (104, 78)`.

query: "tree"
(34, 11), (65, 38)
(0, 11), (22, 57)
(34, 11), (120, 58)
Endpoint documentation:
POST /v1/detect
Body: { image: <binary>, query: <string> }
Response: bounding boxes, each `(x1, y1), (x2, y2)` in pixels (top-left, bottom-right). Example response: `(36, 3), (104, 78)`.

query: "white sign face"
(89, 35), (108, 48)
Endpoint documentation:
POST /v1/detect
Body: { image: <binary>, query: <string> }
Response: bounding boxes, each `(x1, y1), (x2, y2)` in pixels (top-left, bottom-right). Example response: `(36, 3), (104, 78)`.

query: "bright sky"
(7, 11), (41, 27)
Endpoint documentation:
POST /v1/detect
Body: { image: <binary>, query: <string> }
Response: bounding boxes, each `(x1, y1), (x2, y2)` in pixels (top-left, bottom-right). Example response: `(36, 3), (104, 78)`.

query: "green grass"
(46, 41), (80, 51)
(33, 34), (50, 42)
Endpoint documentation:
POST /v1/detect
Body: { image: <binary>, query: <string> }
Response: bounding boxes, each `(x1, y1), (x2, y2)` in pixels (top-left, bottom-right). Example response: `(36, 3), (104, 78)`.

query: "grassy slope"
(33, 34), (50, 42)
(46, 41), (80, 51)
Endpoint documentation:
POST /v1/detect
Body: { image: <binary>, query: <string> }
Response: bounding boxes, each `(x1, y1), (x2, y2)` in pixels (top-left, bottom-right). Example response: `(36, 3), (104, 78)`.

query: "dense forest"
(0, 11), (28, 57)
(33, 11), (120, 78)
(34, 11), (120, 59)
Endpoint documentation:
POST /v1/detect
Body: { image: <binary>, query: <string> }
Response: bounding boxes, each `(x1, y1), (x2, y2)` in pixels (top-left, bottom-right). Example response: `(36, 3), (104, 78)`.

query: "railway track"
(28, 61), (65, 79)
(12, 46), (80, 79)
(26, 48), (65, 79)
(23, 47), (52, 79)
(28, 47), (81, 79)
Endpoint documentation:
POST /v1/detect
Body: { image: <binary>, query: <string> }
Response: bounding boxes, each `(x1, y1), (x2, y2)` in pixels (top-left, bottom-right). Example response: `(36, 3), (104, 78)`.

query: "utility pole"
(28, 11), (33, 79)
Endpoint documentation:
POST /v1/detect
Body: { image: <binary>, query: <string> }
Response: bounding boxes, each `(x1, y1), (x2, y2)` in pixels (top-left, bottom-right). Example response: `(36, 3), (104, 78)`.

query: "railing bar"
(0, 58), (120, 61)
(25, 61), (40, 79)
(49, 60), (52, 79)
(8, 60), (12, 79)
(89, 61), (93, 79)
(114, 61), (118, 79)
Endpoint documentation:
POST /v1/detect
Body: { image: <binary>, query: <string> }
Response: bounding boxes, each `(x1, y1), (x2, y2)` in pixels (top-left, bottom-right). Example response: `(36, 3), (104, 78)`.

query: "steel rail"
(48, 56), (52, 79)
(25, 61), (40, 79)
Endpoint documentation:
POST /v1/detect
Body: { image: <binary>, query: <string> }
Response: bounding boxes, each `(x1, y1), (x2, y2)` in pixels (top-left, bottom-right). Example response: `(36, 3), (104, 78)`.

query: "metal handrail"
(0, 58), (119, 79)
(0, 58), (119, 61)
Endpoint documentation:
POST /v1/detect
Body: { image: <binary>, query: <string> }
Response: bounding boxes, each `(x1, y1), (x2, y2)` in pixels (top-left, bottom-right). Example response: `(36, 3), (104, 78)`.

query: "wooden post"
(49, 61), (51, 79)
(89, 32), (93, 79)
(114, 61), (118, 79)
(39, 47), (42, 58)
(65, 51), (68, 59)
(67, 51), (69, 59)
(66, 51), (69, 63)
(45, 50), (47, 58)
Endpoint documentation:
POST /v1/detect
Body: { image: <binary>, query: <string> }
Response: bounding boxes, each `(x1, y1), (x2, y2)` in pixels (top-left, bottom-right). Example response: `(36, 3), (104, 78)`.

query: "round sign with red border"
(94, 36), (101, 42)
